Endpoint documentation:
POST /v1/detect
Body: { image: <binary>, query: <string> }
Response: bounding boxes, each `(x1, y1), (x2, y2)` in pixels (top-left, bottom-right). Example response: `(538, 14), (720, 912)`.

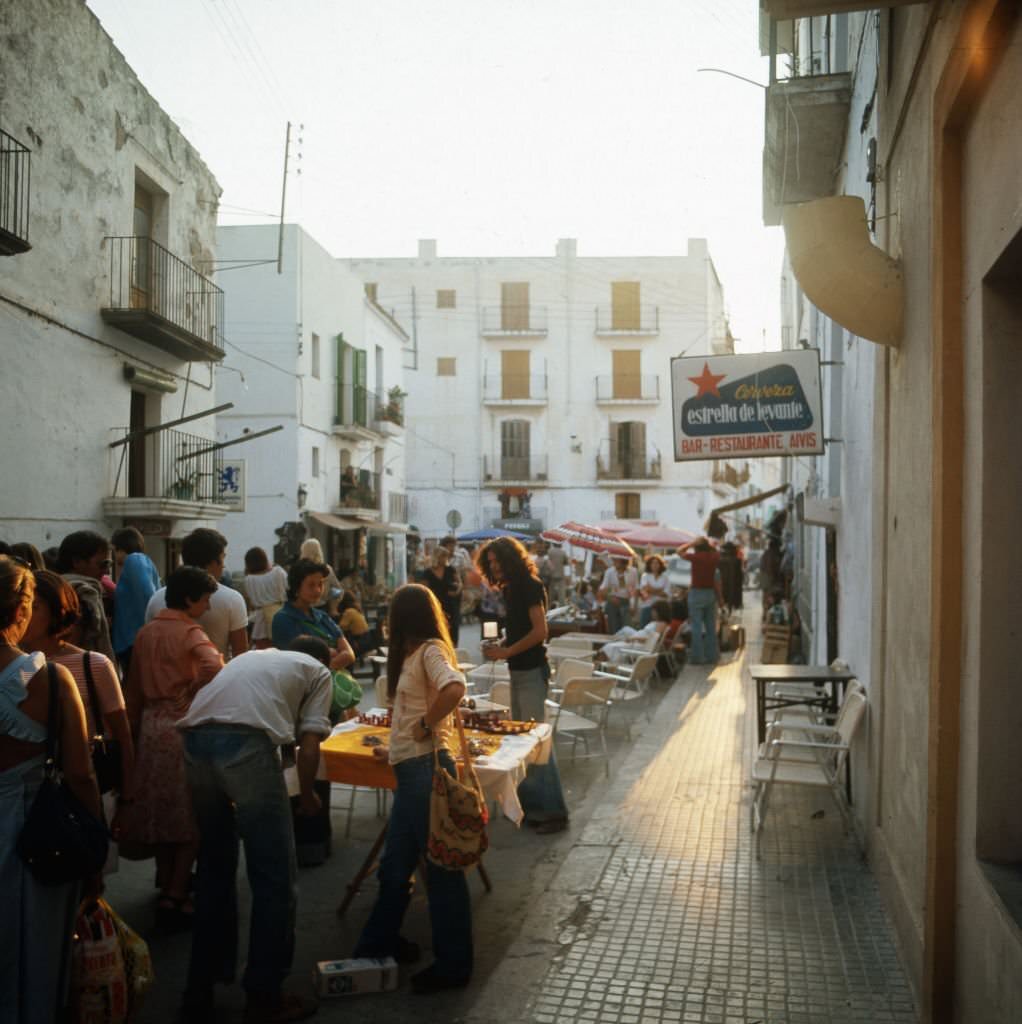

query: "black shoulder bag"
(82, 652), (122, 794)
(17, 663), (109, 885)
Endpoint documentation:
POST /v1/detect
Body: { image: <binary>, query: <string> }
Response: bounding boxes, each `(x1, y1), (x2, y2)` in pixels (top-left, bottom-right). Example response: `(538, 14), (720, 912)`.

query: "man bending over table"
(178, 636), (333, 1023)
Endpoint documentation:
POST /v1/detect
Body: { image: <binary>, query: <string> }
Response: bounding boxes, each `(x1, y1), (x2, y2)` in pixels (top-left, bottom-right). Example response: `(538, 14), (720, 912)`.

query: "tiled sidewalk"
(476, 634), (918, 1024)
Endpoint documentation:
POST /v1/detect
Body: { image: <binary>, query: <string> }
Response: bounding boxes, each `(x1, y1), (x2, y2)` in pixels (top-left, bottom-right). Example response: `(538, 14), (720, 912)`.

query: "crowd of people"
(1, 521), (766, 1021)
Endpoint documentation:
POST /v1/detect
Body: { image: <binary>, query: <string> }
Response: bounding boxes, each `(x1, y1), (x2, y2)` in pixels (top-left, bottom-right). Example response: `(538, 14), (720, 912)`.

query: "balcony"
(333, 385), (386, 442)
(595, 444), (662, 483)
(374, 388), (406, 437)
(338, 469), (381, 517)
(482, 455), (549, 486)
(104, 426), (227, 520)
(481, 305), (548, 337)
(0, 128), (31, 255)
(594, 305), (660, 337)
(595, 374), (660, 404)
(100, 237), (225, 361)
(762, 18), (851, 227)
(762, 1), (924, 16)
(482, 374), (548, 405)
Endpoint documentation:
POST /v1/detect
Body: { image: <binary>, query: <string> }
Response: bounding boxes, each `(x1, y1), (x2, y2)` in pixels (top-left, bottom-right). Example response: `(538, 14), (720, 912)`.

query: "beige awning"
(367, 522), (410, 535)
(306, 511), (365, 532)
(712, 483), (790, 517)
(783, 196), (903, 348)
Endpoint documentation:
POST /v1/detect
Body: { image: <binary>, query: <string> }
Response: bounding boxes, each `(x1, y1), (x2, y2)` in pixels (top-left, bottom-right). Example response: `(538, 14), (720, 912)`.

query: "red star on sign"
(688, 362), (726, 398)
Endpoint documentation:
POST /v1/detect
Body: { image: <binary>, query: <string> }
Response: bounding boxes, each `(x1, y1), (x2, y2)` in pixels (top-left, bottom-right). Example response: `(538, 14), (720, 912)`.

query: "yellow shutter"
(501, 350), (530, 399)
(501, 282), (530, 330)
(611, 281), (640, 330)
(612, 350), (642, 399)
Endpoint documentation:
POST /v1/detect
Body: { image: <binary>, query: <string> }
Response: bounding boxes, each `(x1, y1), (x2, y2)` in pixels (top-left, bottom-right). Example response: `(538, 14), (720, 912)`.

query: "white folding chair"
(545, 676), (615, 777)
(750, 684), (867, 857)
(594, 653), (659, 735)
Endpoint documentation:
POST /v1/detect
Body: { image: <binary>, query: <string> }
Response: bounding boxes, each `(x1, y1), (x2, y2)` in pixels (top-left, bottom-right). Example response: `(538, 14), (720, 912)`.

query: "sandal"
(156, 895), (194, 931)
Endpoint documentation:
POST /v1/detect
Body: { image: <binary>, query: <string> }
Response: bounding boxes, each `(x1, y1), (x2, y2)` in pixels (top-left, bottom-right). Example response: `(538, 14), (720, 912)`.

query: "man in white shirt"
(598, 556), (638, 634)
(145, 528), (249, 659)
(179, 638), (333, 1023)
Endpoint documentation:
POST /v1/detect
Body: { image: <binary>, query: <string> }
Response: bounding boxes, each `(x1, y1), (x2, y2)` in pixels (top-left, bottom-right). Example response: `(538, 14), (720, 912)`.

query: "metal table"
(749, 663), (857, 746)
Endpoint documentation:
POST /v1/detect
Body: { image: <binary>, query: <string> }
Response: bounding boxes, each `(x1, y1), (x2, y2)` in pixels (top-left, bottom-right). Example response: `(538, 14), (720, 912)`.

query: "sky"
(85, 0), (783, 351)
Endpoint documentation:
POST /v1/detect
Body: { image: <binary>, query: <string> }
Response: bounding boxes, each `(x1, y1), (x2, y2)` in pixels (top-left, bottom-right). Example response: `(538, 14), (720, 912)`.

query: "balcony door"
(501, 282), (530, 331)
(501, 419), (530, 480)
(131, 185), (154, 310)
(128, 389), (148, 498)
(612, 350), (642, 399)
(611, 281), (641, 330)
(614, 420), (645, 477)
(501, 350), (530, 400)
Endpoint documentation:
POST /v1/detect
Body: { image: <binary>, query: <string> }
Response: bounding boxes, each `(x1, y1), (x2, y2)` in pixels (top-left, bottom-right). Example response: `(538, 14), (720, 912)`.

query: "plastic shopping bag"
(72, 899), (153, 1023)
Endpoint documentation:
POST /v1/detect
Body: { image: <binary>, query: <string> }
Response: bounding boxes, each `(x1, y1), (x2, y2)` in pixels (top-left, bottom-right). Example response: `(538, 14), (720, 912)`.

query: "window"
(615, 492), (641, 519)
(437, 357), (456, 376)
(437, 289), (456, 309)
(501, 419), (530, 479)
(501, 350), (530, 400)
(501, 282), (530, 330)
(612, 350), (642, 399)
(312, 446), (321, 478)
(311, 333), (320, 379)
(611, 281), (641, 331)
(364, 282), (378, 303)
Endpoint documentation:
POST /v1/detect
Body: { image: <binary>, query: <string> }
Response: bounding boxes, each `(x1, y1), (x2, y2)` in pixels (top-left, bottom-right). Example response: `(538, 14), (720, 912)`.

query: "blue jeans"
(510, 666), (569, 823)
(604, 598), (626, 634)
(355, 751), (473, 979)
(182, 726), (297, 1000)
(688, 588), (718, 663)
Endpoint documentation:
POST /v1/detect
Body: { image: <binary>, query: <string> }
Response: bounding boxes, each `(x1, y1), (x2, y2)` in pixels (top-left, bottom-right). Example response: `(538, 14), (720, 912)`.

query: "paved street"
(106, 608), (917, 1024)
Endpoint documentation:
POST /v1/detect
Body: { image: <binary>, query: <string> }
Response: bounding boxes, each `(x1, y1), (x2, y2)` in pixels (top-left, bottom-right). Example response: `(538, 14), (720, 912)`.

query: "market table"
(548, 617), (602, 639)
(322, 713), (552, 915)
(748, 663), (857, 746)
(556, 631), (617, 646)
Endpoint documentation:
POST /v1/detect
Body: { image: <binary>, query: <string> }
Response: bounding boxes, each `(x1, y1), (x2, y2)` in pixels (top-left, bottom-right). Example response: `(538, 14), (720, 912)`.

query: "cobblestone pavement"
(467, 624), (918, 1024)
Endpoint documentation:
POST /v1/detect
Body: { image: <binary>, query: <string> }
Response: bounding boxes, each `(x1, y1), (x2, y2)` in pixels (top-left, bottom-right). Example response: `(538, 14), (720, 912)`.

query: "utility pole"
(277, 121), (291, 274)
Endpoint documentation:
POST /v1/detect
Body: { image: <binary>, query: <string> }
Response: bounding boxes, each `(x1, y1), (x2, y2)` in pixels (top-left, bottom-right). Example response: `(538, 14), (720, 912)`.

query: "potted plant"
(378, 385), (407, 426)
(169, 469), (199, 500)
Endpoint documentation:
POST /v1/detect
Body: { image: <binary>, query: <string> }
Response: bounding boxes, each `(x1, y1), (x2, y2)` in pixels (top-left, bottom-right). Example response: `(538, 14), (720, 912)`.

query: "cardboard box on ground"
(313, 958), (399, 997)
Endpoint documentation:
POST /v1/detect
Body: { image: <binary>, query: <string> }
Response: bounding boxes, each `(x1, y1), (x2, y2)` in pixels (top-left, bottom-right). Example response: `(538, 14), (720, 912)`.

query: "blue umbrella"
(456, 528), (533, 542)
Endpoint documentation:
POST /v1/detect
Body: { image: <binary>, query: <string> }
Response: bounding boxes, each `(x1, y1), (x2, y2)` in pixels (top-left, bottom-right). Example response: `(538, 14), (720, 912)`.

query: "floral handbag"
(422, 649), (488, 870)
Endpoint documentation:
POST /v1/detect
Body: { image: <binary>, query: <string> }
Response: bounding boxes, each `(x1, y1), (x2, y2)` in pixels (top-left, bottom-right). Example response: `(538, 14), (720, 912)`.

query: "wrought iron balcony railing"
(594, 304), (660, 335)
(339, 469), (381, 511)
(595, 374), (660, 401)
(482, 305), (548, 335)
(482, 374), (549, 402)
(0, 128), (31, 255)
(482, 455), (549, 483)
(101, 236), (225, 361)
(109, 426), (225, 504)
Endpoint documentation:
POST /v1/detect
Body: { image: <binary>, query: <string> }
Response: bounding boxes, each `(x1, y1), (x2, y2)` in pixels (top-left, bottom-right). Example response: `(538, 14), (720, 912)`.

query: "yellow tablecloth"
(319, 718), (552, 824)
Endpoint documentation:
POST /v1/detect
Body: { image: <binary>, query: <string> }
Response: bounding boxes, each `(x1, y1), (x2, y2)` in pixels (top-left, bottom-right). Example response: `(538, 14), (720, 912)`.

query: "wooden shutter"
(501, 282), (530, 330)
(612, 350), (642, 399)
(353, 348), (367, 425)
(611, 281), (640, 330)
(614, 421), (645, 476)
(501, 420), (530, 479)
(615, 492), (641, 518)
(501, 350), (530, 400)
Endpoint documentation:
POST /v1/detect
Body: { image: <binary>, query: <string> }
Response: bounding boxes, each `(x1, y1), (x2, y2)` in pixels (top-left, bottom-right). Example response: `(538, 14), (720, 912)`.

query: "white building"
(343, 238), (745, 540)
(214, 224), (411, 589)
(0, 0), (229, 574)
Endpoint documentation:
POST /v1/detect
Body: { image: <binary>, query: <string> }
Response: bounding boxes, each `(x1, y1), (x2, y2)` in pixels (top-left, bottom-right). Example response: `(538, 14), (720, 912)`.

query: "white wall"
(0, 0), (222, 552)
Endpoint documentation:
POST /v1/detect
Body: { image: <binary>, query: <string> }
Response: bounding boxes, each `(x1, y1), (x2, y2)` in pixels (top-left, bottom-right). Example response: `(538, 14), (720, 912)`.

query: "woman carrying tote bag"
(352, 583), (473, 994)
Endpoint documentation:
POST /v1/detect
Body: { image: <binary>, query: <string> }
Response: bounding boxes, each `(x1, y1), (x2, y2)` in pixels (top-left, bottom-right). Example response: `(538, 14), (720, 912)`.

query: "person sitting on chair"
(338, 591), (376, 658)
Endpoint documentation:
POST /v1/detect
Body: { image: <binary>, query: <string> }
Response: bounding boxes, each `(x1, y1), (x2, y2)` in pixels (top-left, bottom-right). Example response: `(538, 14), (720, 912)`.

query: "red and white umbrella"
(541, 521), (638, 560)
(609, 524), (697, 550)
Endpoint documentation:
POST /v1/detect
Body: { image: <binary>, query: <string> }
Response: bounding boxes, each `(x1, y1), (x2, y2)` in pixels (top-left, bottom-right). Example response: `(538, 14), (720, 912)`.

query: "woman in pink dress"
(117, 566), (223, 928)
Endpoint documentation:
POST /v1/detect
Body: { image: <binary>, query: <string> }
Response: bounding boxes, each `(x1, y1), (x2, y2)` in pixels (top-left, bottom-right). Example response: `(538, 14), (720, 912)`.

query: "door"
(128, 390), (147, 498)
(612, 350), (642, 399)
(501, 350), (530, 400)
(501, 282), (530, 331)
(614, 421), (645, 477)
(131, 185), (154, 310)
(501, 420), (530, 480)
(611, 281), (640, 330)
(615, 492), (641, 519)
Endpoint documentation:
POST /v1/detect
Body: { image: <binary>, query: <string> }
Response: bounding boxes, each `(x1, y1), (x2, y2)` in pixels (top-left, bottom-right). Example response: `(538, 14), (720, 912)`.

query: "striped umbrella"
(540, 521), (638, 560)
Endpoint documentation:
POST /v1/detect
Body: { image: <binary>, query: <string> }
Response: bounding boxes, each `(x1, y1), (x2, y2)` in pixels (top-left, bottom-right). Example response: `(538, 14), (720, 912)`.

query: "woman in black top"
(477, 537), (569, 834)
